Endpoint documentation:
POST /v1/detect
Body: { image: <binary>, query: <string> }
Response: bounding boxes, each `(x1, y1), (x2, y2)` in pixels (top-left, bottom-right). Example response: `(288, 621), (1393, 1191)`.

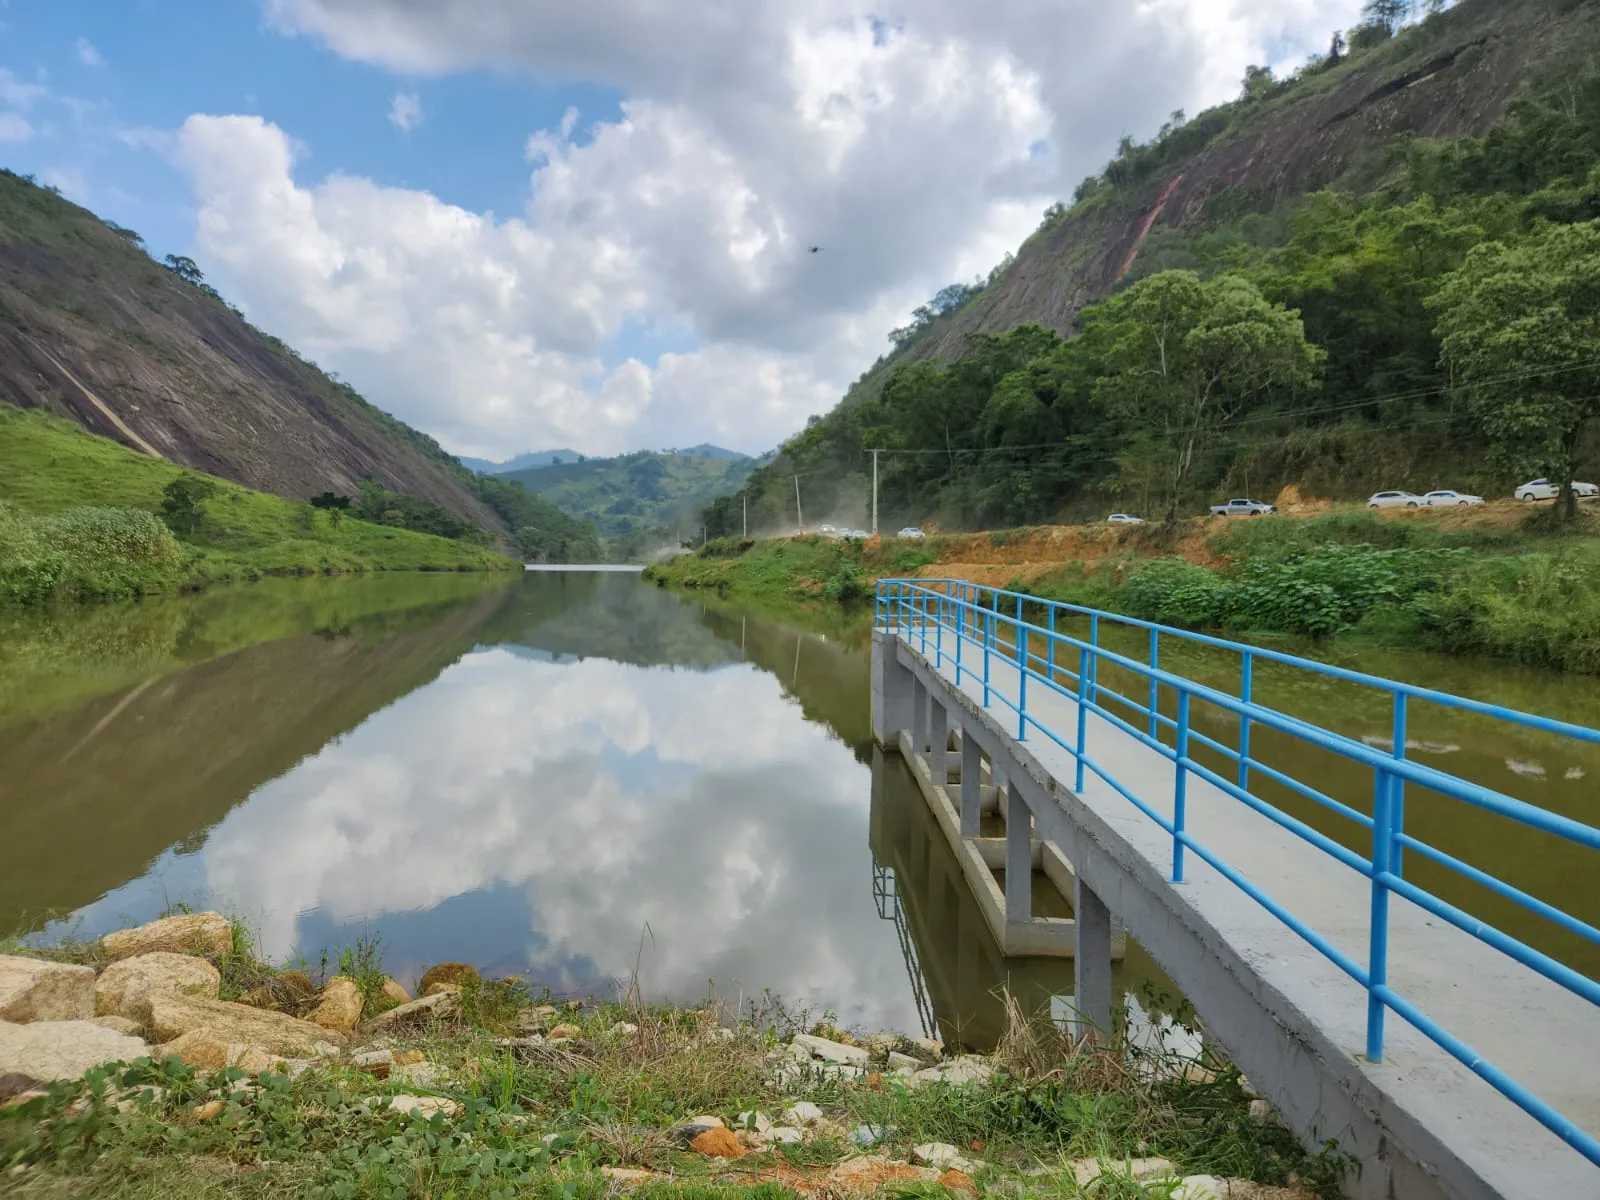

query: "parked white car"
(1516, 478), (1600, 501)
(1106, 513), (1144, 525)
(1422, 490), (1483, 507)
(1367, 490), (1424, 509)
(897, 527), (926, 539)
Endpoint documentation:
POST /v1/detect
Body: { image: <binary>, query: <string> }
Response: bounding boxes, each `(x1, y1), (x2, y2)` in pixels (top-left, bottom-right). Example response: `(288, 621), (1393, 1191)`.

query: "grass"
(0, 403), (517, 607)
(0, 926), (1352, 1200)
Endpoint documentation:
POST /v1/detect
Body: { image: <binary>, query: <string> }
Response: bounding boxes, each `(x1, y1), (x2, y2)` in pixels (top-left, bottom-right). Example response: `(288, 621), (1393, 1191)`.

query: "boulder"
(310, 977), (364, 1034)
(384, 1093), (460, 1119)
(153, 1030), (289, 1076)
(912, 1143), (975, 1172)
(239, 971), (316, 1012)
(379, 977), (411, 1006)
(90, 1016), (144, 1036)
(416, 963), (479, 995)
(910, 1056), (992, 1087)
(0, 1073), (43, 1104)
(0, 1019), (147, 1081)
(689, 1127), (745, 1158)
(100, 912), (232, 961)
(1069, 1157), (1179, 1187)
(547, 1023), (581, 1041)
(792, 1033), (869, 1066)
(95, 952), (220, 1021)
(146, 992), (333, 1057)
(1174, 1177), (1225, 1200)
(0, 956), (94, 1023)
(356, 989), (460, 1036)
(887, 1051), (921, 1073)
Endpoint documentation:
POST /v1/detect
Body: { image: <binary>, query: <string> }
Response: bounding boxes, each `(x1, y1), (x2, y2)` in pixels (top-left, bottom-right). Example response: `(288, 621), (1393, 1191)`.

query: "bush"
(0, 503), (190, 604)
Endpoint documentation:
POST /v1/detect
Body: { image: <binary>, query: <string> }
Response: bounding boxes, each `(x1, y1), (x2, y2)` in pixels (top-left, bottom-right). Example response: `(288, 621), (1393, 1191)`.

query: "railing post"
(1392, 693), (1408, 878)
(1173, 690), (1190, 883)
(1238, 651), (1254, 791)
(935, 592), (944, 669)
(1147, 627), (1159, 740)
(1047, 606), (1057, 687)
(1367, 768), (1394, 1063)
(1074, 646), (1089, 793)
(955, 598), (964, 685)
(1017, 627), (1029, 741)
(919, 590), (929, 656)
(982, 607), (992, 708)
(1088, 612), (1100, 705)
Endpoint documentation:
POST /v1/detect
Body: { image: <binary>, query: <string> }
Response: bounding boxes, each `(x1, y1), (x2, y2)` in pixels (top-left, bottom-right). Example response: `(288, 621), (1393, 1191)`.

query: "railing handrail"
(872, 577), (1600, 1169)
(901, 577), (1600, 746)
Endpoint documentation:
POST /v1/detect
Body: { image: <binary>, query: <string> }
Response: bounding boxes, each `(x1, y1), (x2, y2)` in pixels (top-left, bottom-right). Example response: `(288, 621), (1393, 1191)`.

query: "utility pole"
(871, 449), (880, 535)
(794, 474), (804, 533)
(742, 492), (748, 539)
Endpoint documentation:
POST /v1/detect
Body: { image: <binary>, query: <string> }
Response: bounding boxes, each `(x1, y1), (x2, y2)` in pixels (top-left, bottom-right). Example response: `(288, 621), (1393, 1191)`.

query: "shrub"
(0, 503), (189, 604)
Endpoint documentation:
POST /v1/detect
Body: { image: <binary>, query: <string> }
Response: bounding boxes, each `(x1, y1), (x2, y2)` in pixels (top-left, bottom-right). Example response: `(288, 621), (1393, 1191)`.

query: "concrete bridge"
(871, 579), (1600, 1200)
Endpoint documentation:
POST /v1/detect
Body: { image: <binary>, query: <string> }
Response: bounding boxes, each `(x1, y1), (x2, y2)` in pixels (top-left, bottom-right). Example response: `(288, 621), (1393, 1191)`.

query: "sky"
(0, 0), (1362, 459)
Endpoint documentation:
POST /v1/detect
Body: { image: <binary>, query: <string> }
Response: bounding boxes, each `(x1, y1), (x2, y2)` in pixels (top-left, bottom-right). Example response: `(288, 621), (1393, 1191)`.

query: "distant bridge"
(872, 579), (1600, 1200)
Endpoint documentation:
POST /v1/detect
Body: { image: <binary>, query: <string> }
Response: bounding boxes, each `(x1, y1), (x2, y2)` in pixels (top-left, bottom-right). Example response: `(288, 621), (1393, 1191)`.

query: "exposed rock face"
(309, 977), (364, 1034)
(100, 912), (231, 961)
(416, 963), (479, 995)
(0, 956), (94, 1023)
(0, 1019), (147, 1081)
(146, 992), (333, 1057)
(94, 952), (221, 1021)
(356, 989), (460, 1036)
(153, 1030), (288, 1076)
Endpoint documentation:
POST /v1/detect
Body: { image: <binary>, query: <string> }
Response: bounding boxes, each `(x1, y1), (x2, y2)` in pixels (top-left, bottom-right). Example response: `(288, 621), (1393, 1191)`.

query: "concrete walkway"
(879, 628), (1600, 1200)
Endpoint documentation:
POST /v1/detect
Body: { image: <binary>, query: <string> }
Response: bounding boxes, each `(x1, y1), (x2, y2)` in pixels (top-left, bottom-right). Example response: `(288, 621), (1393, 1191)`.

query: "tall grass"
(0, 502), (190, 604)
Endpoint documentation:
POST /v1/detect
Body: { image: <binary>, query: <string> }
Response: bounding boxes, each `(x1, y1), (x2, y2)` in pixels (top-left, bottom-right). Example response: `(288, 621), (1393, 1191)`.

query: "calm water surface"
(2, 572), (1595, 1044)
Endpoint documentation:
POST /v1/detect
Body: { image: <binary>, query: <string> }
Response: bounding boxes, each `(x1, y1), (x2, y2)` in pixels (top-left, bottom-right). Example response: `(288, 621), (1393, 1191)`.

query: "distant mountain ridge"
(460, 449), (581, 474)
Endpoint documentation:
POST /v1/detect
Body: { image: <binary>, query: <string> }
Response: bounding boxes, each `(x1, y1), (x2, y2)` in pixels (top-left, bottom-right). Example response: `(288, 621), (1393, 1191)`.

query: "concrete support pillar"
(1005, 780), (1032, 924)
(929, 701), (948, 788)
(1073, 876), (1113, 1041)
(960, 734), (982, 837)
(912, 675), (929, 754)
(871, 631), (916, 747)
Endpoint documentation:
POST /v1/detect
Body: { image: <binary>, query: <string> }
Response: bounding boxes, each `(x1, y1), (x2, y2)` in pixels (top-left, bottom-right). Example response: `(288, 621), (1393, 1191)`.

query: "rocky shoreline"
(1, 911), (1340, 1198)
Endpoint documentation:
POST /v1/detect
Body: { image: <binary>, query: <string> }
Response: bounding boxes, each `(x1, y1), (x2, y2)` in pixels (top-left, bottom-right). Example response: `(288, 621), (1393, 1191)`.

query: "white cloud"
(0, 112), (31, 142)
(388, 89), (420, 132)
(75, 37), (104, 68)
(42, 166), (88, 201)
(170, 0), (1363, 456)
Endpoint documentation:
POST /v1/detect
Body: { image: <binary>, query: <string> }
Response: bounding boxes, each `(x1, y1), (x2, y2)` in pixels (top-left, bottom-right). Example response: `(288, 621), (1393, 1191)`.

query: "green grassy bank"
(0, 405), (518, 606)
(645, 510), (1600, 675)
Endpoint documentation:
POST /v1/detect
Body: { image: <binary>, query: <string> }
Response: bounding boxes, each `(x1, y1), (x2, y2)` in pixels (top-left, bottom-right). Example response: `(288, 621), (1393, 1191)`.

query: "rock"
(611, 1021), (639, 1036)
(393, 1049), (426, 1066)
(911, 1056), (992, 1087)
(940, 1169), (980, 1199)
(193, 1099), (225, 1121)
(312, 1040), (341, 1058)
(384, 1093), (460, 1119)
(547, 1023), (582, 1041)
(601, 1167), (659, 1184)
(766, 1126), (804, 1144)
(851, 1124), (891, 1147)
(792, 1033), (869, 1066)
(0, 956), (95, 1023)
(1174, 1177), (1225, 1200)
(689, 1127), (746, 1158)
(865, 1032), (898, 1060)
(533, 1004), (558, 1019)
(913, 1143), (975, 1172)
(887, 1051), (921, 1073)
(392, 1061), (443, 1089)
(672, 1114), (726, 1143)
(146, 993), (333, 1057)
(0, 1019), (146, 1081)
(782, 1101), (823, 1126)
(240, 971), (317, 1012)
(351, 1048), (393, 1067)
(1249, 1099), (1275, 1124)
(416, 963), (479, 995)
(153, 1031), (289, 1076)
(0, 1073), (43, 1104)
(1238, 1073), (1260, 1100)
(2, 1088), (48, 1111)
(1069, 1157), (1179, 1187)
(100, 913), (231, 961)
(379, 978), (411, 1006)
(309, 977), (364, 1034)
(827, 1156), (939, 1189)
(95, 953), (221, 1022)
(422, 982), (459, 998)
(89, 1016), (144, 1037)
(909, 1037), (943, 1062)
(736, 1110), (772, 1133)
(357, 990), (460, 1036)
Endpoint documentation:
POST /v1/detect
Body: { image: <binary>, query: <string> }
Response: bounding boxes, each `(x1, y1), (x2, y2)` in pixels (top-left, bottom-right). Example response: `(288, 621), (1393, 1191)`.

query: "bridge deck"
(888, 628), (1600, 1200)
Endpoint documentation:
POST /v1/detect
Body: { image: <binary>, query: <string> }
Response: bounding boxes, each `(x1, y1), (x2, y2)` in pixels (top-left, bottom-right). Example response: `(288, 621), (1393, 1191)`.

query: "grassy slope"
(0, 404), (517, 583)
(505, 451), (759, 540)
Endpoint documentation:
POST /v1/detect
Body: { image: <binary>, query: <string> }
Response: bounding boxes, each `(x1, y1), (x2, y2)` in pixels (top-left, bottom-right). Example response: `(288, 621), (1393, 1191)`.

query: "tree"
(1361, 0), (1410, 34)
(159, 473), (217, 537)
(1240, 65), (1275, 101)
(1329, 30), (1346, 63)
(310, 491), (351, 528)
(1093, 271), (1323, 521)
(1430, 221), (1600, 520)
(163, 254), (205, 285)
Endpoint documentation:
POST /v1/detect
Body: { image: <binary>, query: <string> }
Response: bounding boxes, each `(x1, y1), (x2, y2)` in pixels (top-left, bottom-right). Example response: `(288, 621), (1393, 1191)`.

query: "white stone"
(94, 953), (220, 1021)
(736, 1110), (772, 1133)
(1068, 1157), (1178, 1187)
(100, 913), (231, 961)
(392, 1061), (443, 1089)
(792, 1033), (869, 1066)
(356, 989), (459, 1035)
(0, 957), (94, 1024)
(913, 1142), (975, 1171)
(611, 1022), (639, 1036)
(1174, 1176), (1226, 1200)
(1248, 1098), (1276, 1124)
(383, 1093), (460, 1119)
(0, 1019), (147, 1081)
(766, 1126), (804, 1144)
(782, 1101), (823, 1126)
(910, 1037), (943, 1061)
(350, 1049), (393, 1067)
(911, 1056), (993, 1087)
(887, 1051), (921, 1072)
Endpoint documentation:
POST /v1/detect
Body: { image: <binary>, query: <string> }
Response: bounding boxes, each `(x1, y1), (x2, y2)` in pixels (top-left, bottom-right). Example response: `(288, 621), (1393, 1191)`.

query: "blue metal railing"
(875, 577), (1600, 1167)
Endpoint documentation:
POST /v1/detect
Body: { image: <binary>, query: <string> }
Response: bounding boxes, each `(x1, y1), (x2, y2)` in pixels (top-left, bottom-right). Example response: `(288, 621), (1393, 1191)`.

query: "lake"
(2, 571), (1596, 1046)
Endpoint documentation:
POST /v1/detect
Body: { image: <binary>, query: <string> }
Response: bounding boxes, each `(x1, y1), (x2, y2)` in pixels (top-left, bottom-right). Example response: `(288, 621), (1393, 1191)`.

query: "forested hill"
(707, 0), (1600, 535)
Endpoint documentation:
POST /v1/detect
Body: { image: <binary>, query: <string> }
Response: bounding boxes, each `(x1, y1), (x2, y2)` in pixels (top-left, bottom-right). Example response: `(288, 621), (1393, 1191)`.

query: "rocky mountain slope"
(0, 171), (503, 533)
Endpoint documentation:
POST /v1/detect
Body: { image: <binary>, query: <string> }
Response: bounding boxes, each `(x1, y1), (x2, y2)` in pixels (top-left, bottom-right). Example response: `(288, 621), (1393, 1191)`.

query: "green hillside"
(704, 0), (1600, 535)
(504, 449), (760, 550)
(0, 404), (519, 605)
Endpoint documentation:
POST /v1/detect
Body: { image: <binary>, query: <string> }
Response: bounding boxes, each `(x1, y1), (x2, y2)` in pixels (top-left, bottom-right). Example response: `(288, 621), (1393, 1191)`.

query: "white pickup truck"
(1209, 498), (1277, 517)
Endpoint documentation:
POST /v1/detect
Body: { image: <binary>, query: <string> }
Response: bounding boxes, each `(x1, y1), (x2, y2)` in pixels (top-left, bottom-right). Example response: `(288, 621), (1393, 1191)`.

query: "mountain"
(460, 449), (582, 474)
(502, 450), (762, 545)
(0, 170), (502, 534)
(701, 0), (1600, 535)
(664, 444), (749, 462)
